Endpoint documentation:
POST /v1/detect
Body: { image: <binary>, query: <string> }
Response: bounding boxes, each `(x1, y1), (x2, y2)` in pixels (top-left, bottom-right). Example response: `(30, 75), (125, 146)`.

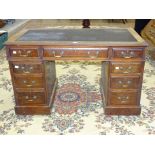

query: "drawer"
(110, 75), (140, 89)
(14, 75), (44, 88)
(109, 91), (138, 105)
(112, 48), (144, 59)
(9, 48), (39, 57)
(111, 62), (143, 74)
(43, 48), (108, 59)
(16, 91), (45, 106)
(11, 62), (43, 74)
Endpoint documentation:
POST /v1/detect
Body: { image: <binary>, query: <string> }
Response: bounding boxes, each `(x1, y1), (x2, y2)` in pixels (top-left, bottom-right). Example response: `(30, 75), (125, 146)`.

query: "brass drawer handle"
(23, 80), (36, 87)
(122, 85), (128, 88)
(120, 51), (135, 58)
(26, 84), (33, 87)
(127, 80), (132, 84)
(23, 71), (30, 73)
(118, 96), (129, 102)
(88, 51), (99, 58)
(33, 96), (37, 99)
(25, 96), (29, 99)
(53, 51), (64, 58)
(19, 50), (31, 57)
(29, 66), (34, 70)
(118, 81), (128, 87)
(118, 80), (132, 88)
(119, 66), (133, 73)
(22, 66), (33, 73)
(14, 65), (19, 69)
(124, 66), (133, 73)
(12, 50), (17, 55)
(23, 80), (27, 84)
(25, 95), (37, 102)
(118, 81), (122, 84)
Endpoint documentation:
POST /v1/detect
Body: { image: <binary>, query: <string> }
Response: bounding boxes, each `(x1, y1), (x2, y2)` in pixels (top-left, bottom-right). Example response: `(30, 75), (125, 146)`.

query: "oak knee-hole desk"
(5, 28), (147, 115)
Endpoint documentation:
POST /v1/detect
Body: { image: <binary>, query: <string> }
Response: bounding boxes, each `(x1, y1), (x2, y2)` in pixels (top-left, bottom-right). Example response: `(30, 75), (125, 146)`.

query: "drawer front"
(9, 48), (39, 57)
(11, 62), (43, 74)
(109, 91), (138, 105)
(111, 62), (143, 74)
(16, 92), (45, 106)
(14, 75), (44, 88)
(110, 76), (140, 89)
(43, 48), (108, 59)
(112, 48), (144, 59)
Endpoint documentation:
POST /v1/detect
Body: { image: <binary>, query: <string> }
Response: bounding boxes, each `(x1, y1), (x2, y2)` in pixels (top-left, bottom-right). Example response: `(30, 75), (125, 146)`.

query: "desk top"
(5, 28), (147, 46)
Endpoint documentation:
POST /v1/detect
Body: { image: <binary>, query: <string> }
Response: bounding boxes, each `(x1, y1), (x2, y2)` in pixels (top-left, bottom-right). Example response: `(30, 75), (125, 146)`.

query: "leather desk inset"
(5, 28), (148, 115)
(17, 29), (137, 42)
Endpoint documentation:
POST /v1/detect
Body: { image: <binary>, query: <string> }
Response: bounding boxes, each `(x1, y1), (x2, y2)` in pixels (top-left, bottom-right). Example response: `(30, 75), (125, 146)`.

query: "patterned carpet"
(1, 39), (155, 135)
